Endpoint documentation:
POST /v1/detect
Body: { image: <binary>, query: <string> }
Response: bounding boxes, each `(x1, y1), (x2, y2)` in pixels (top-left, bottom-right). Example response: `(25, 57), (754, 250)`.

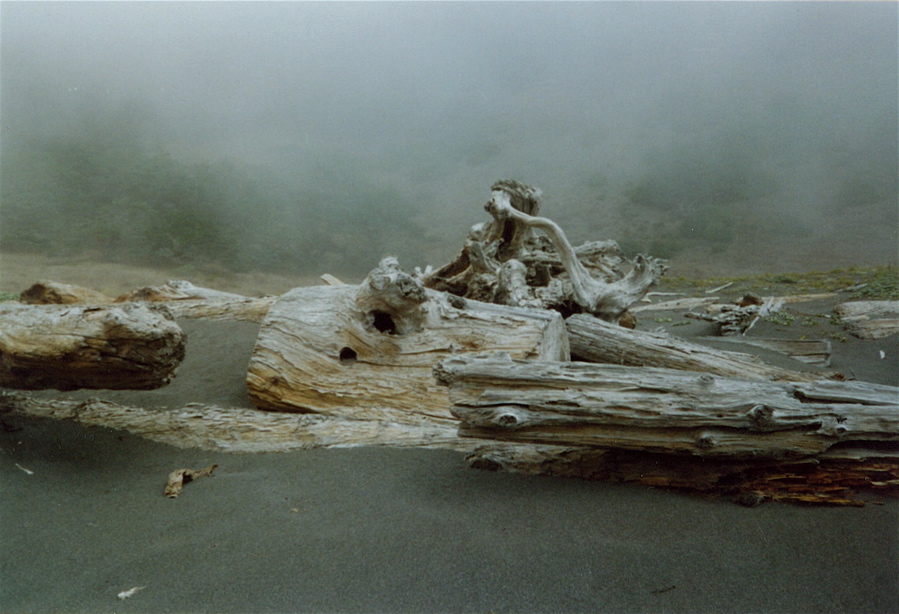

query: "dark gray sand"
(2, 303), (898, 613)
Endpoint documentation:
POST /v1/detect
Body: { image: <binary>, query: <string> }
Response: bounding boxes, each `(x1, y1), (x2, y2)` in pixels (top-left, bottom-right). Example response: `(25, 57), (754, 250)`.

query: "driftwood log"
(834, 300), (899, 340)
(246, 257), (569, 425)
(16, 279), (275, 322)
(420, 180), (667, 321)
(565, 314), (824, 382)
(0, 391), (469, 453)
(19, 280), (114, 304)
(436, 353), (898, 460)
(115, 280), (276, 322)
(0, 302), (185, 390)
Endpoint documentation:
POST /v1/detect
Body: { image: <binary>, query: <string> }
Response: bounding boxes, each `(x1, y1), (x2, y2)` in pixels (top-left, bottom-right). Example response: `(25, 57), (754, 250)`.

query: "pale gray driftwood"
(16, 279), (275, 322)
(565, 314), (824, 382)
(421, 180), (666, 322)
(435, 353), (899, 459)
(0, 302), (185, 390)
(834, 301), (899, 340)
(698, 336), (832, 367)
(685, 294), (785, 335)
(113, 280), (276, 322)
(0, 391), (471, 453)
(247, 257), (569, 425)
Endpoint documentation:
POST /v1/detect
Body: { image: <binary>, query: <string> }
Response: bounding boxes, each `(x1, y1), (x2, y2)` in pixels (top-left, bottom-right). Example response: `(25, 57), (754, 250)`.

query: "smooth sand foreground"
(2, 416), (897, 614)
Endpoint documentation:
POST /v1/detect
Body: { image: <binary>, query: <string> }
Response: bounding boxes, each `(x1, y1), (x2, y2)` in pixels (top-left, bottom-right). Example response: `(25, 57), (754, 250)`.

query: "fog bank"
(2, 2), (896, 278)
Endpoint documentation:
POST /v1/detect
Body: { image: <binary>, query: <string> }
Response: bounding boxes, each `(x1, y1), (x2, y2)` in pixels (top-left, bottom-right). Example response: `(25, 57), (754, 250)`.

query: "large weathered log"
(565, 313), (825, 382)
(435, 353), (899, 460)
(247, 258), (569, 425)
(421, 180), (666, 321)
(0, 302), (185, 390)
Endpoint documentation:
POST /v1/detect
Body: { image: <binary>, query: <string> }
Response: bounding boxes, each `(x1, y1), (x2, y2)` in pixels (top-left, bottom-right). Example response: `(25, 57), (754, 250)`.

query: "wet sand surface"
(2, 417), (897, 614)
(1, 275), (897, 612)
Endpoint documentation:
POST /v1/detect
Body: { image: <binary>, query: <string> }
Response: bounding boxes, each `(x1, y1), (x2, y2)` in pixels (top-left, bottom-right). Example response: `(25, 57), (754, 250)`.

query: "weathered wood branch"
(435, 353), (899, 460)
(246, 257), (569, 425)
(565, 313), (825, 382)
(0, 302), (185, 390)
(0, 391), (471, 453)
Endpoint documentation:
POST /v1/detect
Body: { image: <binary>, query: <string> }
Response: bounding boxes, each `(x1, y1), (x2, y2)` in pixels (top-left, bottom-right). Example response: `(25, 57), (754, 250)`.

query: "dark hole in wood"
(371, 310), (398, 335)
(338, 347), (357, 365)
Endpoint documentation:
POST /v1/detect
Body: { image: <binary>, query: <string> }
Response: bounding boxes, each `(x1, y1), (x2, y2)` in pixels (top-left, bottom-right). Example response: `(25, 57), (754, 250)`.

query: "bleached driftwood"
(115, 279), (249, 302)
(19, 280), (114, 305)
(435, 353), (899, 460)
(15, 279), (275, 322)
(0, 391), (471, 453)
(834, 301), (899, 340)
(247, 257), (569, 425)
(685, 293), (785, 335)
(566, 314), (824, 381)
(115, 280), (276, 322)
(698, 337), (832, 367)
(421, 180), (666, 321)
(0, 302), (185, 390)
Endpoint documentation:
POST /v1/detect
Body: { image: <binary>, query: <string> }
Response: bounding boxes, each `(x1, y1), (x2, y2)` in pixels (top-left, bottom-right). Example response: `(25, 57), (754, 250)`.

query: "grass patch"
(658, 265), (898, 299)
(0, 292), (20, 302)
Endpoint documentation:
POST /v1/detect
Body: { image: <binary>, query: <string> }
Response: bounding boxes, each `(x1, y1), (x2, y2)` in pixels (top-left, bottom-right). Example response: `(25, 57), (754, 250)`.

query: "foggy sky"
(2, 1), (897, 271)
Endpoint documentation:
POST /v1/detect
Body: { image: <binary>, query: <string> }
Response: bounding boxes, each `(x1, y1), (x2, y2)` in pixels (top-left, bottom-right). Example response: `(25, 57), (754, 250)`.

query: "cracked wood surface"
(436, 353), (898, 459)
(0, 302), (185, 391)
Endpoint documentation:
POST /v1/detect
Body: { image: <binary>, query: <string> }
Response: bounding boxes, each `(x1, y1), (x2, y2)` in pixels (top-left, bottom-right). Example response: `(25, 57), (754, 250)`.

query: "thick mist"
(2, 2), (896, 279)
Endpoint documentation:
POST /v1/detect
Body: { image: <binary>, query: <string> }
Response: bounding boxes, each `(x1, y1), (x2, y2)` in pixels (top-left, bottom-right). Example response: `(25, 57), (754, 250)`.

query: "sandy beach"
(1, 257), (897, 613)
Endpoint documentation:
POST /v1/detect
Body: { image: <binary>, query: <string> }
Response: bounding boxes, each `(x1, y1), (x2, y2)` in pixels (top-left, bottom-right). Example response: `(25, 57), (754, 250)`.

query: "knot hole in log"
(338, 347), (358, 365)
